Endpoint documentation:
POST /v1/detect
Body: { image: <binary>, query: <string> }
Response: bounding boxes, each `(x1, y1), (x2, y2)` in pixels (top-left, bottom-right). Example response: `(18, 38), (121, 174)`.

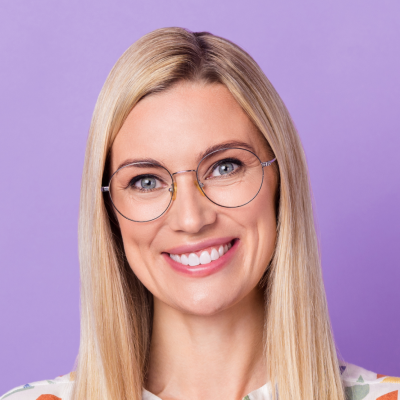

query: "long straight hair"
(74, 27), (345, 400)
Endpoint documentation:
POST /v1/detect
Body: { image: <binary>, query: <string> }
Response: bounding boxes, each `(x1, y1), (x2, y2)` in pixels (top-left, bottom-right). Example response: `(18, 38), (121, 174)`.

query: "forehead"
(111, 83), (269, 172)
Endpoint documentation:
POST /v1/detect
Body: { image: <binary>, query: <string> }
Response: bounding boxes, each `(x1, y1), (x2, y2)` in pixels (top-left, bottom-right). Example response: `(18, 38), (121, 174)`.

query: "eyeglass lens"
(109, 148), (264, 222)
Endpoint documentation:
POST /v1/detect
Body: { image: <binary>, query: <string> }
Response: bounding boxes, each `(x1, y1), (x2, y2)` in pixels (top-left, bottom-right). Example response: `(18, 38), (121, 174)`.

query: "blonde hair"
(74, 27), (345, 400)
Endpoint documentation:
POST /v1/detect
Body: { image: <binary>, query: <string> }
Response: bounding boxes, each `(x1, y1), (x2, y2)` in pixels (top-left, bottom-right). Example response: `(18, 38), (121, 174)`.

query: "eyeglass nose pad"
(195, 180), (205, 196)
(171, 182), (178, 201)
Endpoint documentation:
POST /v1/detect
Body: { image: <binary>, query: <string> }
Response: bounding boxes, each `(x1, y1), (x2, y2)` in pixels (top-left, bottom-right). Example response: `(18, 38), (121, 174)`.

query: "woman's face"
(111, 82), (278, 316)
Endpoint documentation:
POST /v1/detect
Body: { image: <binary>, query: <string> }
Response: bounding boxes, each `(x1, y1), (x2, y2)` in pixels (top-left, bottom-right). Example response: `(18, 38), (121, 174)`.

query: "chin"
(168, 287), (246, 317)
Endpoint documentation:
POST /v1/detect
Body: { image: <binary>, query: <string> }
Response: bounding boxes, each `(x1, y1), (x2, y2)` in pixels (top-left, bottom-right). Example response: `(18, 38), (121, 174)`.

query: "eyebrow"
(197, 140), (257, 160)
(115, 157), (166, 172)
(115, 140), (257, 172)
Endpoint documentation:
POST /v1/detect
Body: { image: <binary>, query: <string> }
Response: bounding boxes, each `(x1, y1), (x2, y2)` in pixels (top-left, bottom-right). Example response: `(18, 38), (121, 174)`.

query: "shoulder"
(340, 361), (400, 400)
(0, 373), (75, 400)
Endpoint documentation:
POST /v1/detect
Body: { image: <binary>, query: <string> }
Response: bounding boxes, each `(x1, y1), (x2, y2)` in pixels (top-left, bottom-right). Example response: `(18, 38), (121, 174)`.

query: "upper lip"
(164, 236), (237, 255)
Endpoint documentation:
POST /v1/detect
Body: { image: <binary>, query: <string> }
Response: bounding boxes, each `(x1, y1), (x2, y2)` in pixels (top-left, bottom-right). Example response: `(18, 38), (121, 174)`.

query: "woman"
(2, 28), (399, 400)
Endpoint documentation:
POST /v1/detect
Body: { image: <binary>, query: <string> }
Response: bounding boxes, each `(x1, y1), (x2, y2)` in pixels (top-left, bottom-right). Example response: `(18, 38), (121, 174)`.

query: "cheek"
(117, 217), (160, 273)
(257, 181), (278, 251)
(119, 218), (143, 253)
(117, 217), (168, 298)
(236, 178), (277, 271)
(244, 174), (276, 222)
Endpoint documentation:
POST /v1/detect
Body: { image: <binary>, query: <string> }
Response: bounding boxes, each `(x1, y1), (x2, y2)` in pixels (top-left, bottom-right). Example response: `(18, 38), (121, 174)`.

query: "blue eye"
(128, 175), (163, 191)
(218, 163), (235, 175)
(210, 160), (240, 178)
(137, 177), (157, 189)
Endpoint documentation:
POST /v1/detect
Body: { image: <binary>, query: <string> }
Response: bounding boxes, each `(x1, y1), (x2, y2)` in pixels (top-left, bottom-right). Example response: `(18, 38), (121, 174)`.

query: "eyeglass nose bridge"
(171, 169), (197, 176)
(169, 169), (205, 201)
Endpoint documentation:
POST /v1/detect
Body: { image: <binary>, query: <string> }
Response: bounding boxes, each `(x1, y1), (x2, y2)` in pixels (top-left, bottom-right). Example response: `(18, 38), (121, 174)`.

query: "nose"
(167, 171), (217, 233)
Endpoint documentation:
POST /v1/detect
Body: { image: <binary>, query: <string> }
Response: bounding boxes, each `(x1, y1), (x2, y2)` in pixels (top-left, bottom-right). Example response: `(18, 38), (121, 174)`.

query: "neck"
(145, 287), (267, 400)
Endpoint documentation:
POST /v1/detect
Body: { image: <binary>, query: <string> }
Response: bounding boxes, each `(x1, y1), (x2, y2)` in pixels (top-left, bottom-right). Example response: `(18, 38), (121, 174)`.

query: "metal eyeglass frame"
(101, 147), (277, 223)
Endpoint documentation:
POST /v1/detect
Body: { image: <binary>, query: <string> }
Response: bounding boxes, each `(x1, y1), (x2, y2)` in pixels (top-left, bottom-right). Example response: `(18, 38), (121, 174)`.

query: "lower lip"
(162, 239), (240, 277)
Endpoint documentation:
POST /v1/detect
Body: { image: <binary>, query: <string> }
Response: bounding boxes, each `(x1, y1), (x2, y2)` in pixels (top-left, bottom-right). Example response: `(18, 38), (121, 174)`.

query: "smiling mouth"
(168, 239), (236, 267)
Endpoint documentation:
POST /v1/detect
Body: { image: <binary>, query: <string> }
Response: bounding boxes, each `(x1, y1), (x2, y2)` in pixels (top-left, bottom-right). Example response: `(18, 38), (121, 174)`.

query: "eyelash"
(206, 158), (243, 179)
(127, 175), (165, 191)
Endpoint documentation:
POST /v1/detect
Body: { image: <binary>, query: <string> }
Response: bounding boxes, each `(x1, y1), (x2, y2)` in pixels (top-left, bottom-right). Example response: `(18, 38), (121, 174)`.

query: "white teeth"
(211, 248), (219, 261)
(169, 241), (233, 266)
(200, 251), (211, 265)
(188, 253), (200, 266)
(181, 254), (189, 265)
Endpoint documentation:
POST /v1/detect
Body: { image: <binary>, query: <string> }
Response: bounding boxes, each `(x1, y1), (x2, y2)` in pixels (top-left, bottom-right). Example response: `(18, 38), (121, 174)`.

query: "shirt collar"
(142, 382), (272, 400)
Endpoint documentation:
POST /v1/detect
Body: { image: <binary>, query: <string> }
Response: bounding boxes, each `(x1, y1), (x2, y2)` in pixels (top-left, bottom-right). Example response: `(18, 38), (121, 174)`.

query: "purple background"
(0, 0), (399, 393)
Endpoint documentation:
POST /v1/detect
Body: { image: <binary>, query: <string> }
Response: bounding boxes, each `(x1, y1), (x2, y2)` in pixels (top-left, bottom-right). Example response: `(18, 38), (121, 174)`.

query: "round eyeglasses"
(101, 147), (276, 222)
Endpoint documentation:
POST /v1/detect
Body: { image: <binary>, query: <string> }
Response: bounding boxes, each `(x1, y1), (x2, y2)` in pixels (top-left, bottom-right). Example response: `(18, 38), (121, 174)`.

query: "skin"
(111, 82), (278, 400)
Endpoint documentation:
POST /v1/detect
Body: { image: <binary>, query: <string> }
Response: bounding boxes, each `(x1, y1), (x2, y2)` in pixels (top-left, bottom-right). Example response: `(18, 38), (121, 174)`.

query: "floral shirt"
(1, 362), (399, 400)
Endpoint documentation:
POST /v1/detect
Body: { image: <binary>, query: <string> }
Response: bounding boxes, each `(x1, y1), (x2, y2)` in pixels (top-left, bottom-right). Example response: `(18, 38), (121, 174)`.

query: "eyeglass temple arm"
(101, 187), (109, 192)
(261, 158), (277, 167)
